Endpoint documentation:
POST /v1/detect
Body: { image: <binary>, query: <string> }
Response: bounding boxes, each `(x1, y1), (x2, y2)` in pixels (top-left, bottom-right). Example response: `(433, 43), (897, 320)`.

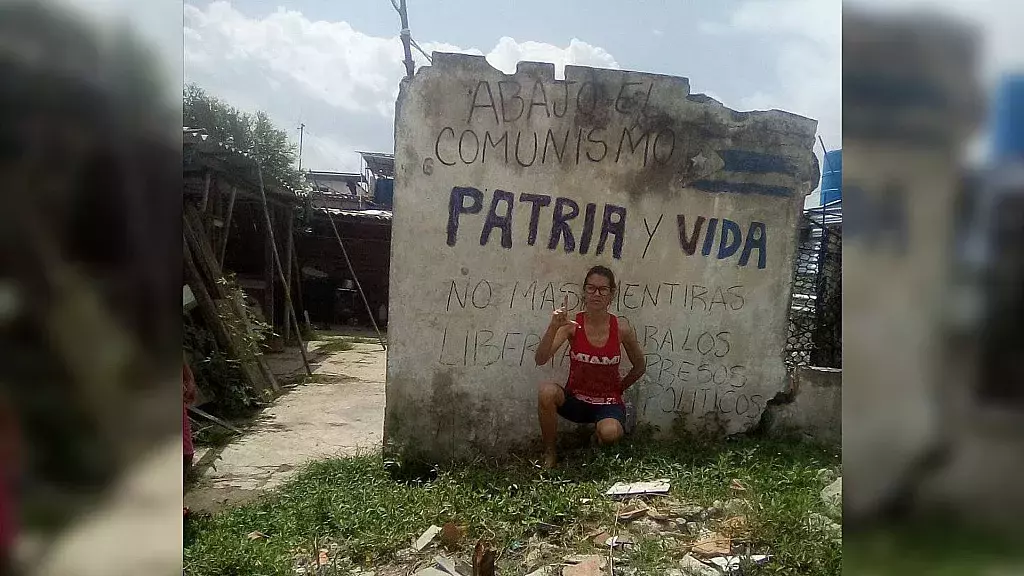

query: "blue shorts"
(557, 387), (626, 425)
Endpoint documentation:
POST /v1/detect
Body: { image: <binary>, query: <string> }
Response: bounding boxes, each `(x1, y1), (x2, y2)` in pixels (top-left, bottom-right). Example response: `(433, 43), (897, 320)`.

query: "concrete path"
(185, 340), (386, 513)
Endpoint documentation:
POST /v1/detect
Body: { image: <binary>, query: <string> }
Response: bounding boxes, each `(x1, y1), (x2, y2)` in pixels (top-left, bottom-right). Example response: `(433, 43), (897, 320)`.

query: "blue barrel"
(374, 177), (394, 209)
(993, 74), (1024, 160)
(820, 149), (842, 205)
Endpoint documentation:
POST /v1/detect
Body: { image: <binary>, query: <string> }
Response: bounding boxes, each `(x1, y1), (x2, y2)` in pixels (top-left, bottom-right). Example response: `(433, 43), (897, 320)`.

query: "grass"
(844, 517), (1024, 575)
(316, 338), (356, 353)
(192, 422), (240, 449)
(313, 334), (382, 354)
(184, 431), (841, 575)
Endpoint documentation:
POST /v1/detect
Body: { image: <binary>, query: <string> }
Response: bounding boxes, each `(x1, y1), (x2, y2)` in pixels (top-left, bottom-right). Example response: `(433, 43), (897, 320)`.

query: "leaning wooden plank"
(186, 203), (279, 394)
(218, 184), (238, 267)
(184, 237), (232, 352)
(184, 205), (227, 298)
(255, 163), (312, 376)
(283, 210), (294, 344)
(254, 355), (281, 393)
(228, 289), (281, 393)
(214, 296), (275, 396)
(184, 238), (268, 394)
(199, 171), (211, 212)
(291, 238), (310, 333)
(203, 173), (217, 235)
(195, 208), (280, 394)
(188, 405), (241, 434)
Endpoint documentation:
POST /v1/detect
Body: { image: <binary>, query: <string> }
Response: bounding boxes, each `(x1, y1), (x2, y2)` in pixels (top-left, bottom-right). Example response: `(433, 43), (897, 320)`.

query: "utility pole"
(398, 0), (415, 78)
(297, 123), (306, 171)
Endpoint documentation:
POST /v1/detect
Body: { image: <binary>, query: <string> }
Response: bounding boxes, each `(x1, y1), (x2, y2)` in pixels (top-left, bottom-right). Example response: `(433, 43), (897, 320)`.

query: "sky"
(179, 0), (845, 193)
(58, 0), (1024, 203)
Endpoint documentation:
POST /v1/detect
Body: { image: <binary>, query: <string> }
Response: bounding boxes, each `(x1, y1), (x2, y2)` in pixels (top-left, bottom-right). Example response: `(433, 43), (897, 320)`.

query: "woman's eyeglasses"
(583, 284), (611, 296)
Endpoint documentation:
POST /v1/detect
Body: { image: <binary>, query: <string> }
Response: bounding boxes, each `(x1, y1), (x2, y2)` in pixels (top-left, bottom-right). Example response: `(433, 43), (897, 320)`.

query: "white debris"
(808, 512), (842, 536)
(821, 477), (842, 519)
(413, 525), (441, 551)
(708, 554), (771, 573)
(678, 554), (719, 576)
(412, 568), (451, 576)
(605, 479), (671, 497)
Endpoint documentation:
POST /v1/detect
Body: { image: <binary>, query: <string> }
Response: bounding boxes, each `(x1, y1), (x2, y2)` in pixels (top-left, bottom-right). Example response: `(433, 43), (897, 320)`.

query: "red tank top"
(565, 312), (623, 405)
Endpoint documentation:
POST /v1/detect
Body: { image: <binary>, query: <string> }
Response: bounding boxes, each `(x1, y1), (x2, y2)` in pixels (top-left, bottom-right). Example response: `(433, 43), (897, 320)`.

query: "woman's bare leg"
(595, 418), (624, 445)
(537, 382), (565, 468)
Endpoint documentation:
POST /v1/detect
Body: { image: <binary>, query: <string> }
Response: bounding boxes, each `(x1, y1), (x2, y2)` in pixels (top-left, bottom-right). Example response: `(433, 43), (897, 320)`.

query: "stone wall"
(386, 53), (819, 460)
(764, 366), (841, 447)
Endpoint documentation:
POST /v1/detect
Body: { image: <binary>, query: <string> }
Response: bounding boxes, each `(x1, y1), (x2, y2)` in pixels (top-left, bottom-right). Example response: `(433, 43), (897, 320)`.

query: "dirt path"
(185, 339), (386, 513)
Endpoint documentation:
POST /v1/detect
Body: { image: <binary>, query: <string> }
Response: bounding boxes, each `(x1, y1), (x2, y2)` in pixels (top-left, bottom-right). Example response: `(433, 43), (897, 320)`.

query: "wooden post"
(283, 209), (294, 344)
(204, 175), (217, 234)
(290, 231), (307, 335)
(199, 171), (212, 213)
(255, 164), (312, 376)
(323, 208), (387, 351)
(398, 0), (415, 78)
(183, 207), (225, 298)
(263, 206), (276, 332)
(218, 184), (238, 267)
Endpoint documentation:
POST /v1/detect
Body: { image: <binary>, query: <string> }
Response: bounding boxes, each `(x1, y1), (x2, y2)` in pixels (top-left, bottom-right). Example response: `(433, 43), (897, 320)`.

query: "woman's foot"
(542, 449), (558, 469)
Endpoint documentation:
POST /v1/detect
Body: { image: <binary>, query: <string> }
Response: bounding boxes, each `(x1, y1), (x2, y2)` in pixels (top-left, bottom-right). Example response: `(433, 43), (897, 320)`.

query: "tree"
(183, 84), (304, 190)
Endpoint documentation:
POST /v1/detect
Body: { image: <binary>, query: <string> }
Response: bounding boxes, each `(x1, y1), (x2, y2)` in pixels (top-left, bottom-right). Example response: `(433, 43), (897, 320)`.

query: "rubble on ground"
(821, 477), (842, 519)
(345, 476), (844, 575)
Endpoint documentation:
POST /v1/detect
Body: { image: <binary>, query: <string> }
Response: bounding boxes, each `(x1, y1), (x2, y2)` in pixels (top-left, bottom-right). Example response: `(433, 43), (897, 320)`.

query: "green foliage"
(216, 274), (273, 357)
(317, 339), (355, 353)
(184, 436), (842, 575)
(183, 83), (305, 191)
(185, 275), (274, 417)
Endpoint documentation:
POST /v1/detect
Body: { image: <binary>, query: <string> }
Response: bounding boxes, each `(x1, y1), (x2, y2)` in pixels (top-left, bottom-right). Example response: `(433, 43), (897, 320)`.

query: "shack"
(297, 154), (394, 330)
(183, 127), (304, 340)
(183, 126), (307, 399)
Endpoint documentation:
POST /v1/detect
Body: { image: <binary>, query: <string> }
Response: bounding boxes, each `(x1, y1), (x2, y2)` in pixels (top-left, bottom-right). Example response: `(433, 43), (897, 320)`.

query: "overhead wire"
(410, 37), (432, 63)
(389, 0), (431, 67)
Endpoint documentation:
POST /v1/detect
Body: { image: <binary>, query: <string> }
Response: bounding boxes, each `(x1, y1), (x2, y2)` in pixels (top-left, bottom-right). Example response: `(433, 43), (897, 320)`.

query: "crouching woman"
(534, 266), (646, 469)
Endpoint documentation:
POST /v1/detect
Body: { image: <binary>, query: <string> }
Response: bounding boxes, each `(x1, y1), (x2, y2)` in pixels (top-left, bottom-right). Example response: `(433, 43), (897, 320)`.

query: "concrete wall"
(387, 53), (819, 460)
(764, 366), (841, 446)
(842, 11), (980, 520)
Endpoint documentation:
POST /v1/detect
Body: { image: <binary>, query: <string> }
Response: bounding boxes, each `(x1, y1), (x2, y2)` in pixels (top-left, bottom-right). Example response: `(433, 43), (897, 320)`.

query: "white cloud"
(486, 37), (619, 78)
(709, 0), (841, 143)
(185, 1), (619, 171)
(703, 0), (842, 204)
(185, 3), (400, 117)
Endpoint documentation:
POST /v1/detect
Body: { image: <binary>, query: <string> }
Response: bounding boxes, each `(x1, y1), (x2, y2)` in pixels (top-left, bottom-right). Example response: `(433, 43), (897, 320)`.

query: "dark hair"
(584, 265), (616, 291)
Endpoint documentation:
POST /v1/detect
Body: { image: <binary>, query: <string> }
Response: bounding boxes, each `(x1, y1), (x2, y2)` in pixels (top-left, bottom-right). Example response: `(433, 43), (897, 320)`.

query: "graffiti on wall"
(400, 67), (807, 432)
(446, 187), (769, 268)
(433, 272), (764, 422)
(427, 79), (676, 171)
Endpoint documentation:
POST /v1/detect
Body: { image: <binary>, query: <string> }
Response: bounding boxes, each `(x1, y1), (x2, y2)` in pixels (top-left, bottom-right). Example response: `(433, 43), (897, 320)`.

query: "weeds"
(184, 433), (841, 575)
(317, 338), (355, 353)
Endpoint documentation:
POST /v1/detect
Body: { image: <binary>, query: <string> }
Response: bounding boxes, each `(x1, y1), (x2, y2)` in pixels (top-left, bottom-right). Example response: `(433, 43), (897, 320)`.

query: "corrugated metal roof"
(183, 126), (303, 198)
(308, 170), (362, 179)
(358, 151), (395, 178)
(318, 207), (393, 222)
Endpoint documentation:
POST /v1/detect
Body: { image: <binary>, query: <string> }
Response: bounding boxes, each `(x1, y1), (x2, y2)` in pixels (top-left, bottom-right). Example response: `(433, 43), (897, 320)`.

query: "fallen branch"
(188, 406), (241, 434)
